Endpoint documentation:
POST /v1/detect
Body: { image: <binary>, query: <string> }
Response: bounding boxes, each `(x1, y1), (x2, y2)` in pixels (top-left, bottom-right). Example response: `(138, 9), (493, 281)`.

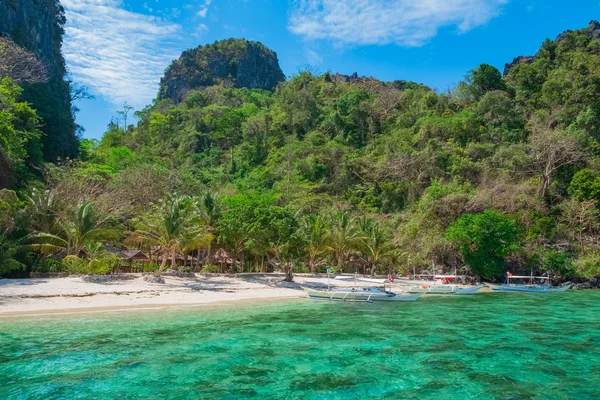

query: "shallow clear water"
(1, 292), (600, 399)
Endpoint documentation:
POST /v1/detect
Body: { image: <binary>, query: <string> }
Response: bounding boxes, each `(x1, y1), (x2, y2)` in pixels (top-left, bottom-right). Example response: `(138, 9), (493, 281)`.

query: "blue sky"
(61, 0), (598, 140)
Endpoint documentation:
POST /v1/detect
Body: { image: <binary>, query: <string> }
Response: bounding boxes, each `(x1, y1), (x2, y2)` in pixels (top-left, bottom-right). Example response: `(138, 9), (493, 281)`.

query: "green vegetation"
(3, 25), (600, 282)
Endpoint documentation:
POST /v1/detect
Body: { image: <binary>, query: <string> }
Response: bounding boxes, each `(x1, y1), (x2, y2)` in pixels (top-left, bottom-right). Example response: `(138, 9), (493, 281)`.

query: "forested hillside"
(3, 22), (600, 283)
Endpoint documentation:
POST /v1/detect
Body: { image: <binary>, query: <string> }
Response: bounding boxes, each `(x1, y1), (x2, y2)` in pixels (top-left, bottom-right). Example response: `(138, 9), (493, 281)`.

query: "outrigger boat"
(303, 276), (421, 302)
(407, 283), (484, 295)
(493, 273), (570, 293)
(405, 273), (483, 295)
(303, 287), (422, 302)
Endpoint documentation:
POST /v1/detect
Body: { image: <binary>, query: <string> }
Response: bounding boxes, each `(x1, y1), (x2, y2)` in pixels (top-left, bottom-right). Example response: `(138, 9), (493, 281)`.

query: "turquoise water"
(1, 292), (600, 399)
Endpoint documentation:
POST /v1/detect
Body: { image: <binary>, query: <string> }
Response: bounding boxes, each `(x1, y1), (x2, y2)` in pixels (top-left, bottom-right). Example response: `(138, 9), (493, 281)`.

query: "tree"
(117, 102), (134, 131)
(560, 199), (600, 253)
(299, 214), (330, 274)
(0, 77), (43, 185)
(0, 37), (48, 84)
(327, 211), (365, 272)
(132, 194), (199, 275)
(0, 189), (26, 275)
(63, 242), (119, 275)
(465, 64), (506, 99)
(358, 217), (397, 276)
(446, 210), (519, 280)
(25, 201), (116, 257)
(568, 169), (600, 204)
(528, 121), (586, 197)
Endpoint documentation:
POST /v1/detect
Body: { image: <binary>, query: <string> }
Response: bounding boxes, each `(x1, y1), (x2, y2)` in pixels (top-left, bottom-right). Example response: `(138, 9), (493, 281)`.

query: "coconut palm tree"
(195, 192), (221, 268)
(131, 194), (200, 275)
(300, 214), (331, 274)
(25, 201), (116, 256)
(358, 217), (397, 276)
(63, 242), (120, 275)
(327, 211), (365, 272)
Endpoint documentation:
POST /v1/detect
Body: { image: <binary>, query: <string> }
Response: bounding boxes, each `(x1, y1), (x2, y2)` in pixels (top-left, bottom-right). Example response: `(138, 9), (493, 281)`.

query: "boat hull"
(492, 285), (570, 293)
(304, 288), (421, 302)
(407, 285), (483, 295)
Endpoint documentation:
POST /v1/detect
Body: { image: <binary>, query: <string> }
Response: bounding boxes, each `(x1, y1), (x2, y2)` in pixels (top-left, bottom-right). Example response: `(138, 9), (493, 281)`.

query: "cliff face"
(0, 0), (65, 77)
(0, 0), (78, 160)
(160, 39), (286, 103)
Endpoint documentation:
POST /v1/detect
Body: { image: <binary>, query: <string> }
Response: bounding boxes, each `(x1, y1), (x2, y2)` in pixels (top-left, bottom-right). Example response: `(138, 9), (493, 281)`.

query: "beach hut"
(118, 250), (149, 273)
(208, 248), (238, 273)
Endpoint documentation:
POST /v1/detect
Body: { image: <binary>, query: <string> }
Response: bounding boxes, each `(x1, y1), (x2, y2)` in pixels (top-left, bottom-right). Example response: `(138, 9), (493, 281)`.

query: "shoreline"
(0, 295), (305, 319)
(0, 274), (379, 317)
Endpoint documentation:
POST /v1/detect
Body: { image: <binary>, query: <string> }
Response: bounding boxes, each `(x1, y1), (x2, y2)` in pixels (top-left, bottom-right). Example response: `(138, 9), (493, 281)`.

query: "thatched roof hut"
(209, 248), (237, 265)
(121, 250), (149, 262)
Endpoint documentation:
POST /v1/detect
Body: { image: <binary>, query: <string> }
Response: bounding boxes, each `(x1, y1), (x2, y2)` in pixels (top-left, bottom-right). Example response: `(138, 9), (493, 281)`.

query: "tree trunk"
(241, 254), (245, 273)
(196, 250), (201, 272)
(337, 252), (344, 272)
(206, 247), (212, 268)
(157, 253), (168, 276)
(309, 257), (316, 274)
(284, 263), (294, 282)
(171, 250), (177, 271)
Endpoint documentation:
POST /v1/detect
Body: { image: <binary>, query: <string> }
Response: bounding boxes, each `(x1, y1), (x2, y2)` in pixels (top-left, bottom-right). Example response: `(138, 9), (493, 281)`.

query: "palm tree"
(131, 194), (200, 275)
(182, 228), (214, 272)
(327, 211), (365, 272)
(25, 201), (115, 256)
(196, 192), (221, 269)
(358, 218), (397, 276)
(300, 214), (331, 274)
(63, 242), (120, 275)
(24, 188), (57, 233)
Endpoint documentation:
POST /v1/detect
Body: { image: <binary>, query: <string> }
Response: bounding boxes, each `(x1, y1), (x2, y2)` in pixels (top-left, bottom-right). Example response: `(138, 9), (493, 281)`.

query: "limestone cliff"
(0, 0), (78, 160)
(159, 39), (286, 103)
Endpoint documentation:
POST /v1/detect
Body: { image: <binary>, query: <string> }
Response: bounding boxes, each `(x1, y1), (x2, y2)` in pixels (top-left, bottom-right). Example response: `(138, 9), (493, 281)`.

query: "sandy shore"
(0, 274), (485, 317)
(0, 274), (373, 317)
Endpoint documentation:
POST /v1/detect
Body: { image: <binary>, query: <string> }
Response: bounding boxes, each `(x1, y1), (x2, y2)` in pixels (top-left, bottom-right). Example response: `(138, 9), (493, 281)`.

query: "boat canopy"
(358, 278), (391, 284)
(333, 276), (391, 284)
(508, 276), (550, 279)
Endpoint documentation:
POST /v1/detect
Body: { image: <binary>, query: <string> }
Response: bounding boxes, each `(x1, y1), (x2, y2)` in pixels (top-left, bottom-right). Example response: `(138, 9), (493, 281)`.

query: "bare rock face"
(503, 56), (536, 76)
(159, 38), (286, 103)
(0, 0), (64, 77)
(0, 0), (78, 161)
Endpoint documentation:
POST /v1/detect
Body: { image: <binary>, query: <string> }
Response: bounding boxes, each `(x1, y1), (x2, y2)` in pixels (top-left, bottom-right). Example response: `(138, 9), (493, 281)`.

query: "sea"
(1, 291), (599, 399)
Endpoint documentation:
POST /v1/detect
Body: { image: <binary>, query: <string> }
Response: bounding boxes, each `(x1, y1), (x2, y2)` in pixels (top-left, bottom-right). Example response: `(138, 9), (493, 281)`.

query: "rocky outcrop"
(503, 56), (535, 76)
(143, 274), (165, 284)
(0, 0), (65, 77)
(561, 276), (600, 290)
(503, 20), (600, 76)
(0, 0), (78, 160)
(556, 20), (600, 43)
(159, 38), (286, 103)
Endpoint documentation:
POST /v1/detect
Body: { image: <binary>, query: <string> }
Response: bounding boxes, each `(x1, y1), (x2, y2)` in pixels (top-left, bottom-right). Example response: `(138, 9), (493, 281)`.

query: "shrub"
(201, 264), (221, 273)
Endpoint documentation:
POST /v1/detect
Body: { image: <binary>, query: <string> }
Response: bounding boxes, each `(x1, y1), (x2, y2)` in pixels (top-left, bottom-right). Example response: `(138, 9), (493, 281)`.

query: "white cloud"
(288, 0), (509, 47)
(197, 7), (208, 17)
(306, 49), (322, 65)
(197, 0), (212, 18)
(62, 0), (182, 107)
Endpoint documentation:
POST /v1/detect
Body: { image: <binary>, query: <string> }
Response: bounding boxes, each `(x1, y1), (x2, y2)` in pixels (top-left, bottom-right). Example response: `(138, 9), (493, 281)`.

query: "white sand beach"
(0, 274), (489, 317)
(0, 274), (365, 316)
